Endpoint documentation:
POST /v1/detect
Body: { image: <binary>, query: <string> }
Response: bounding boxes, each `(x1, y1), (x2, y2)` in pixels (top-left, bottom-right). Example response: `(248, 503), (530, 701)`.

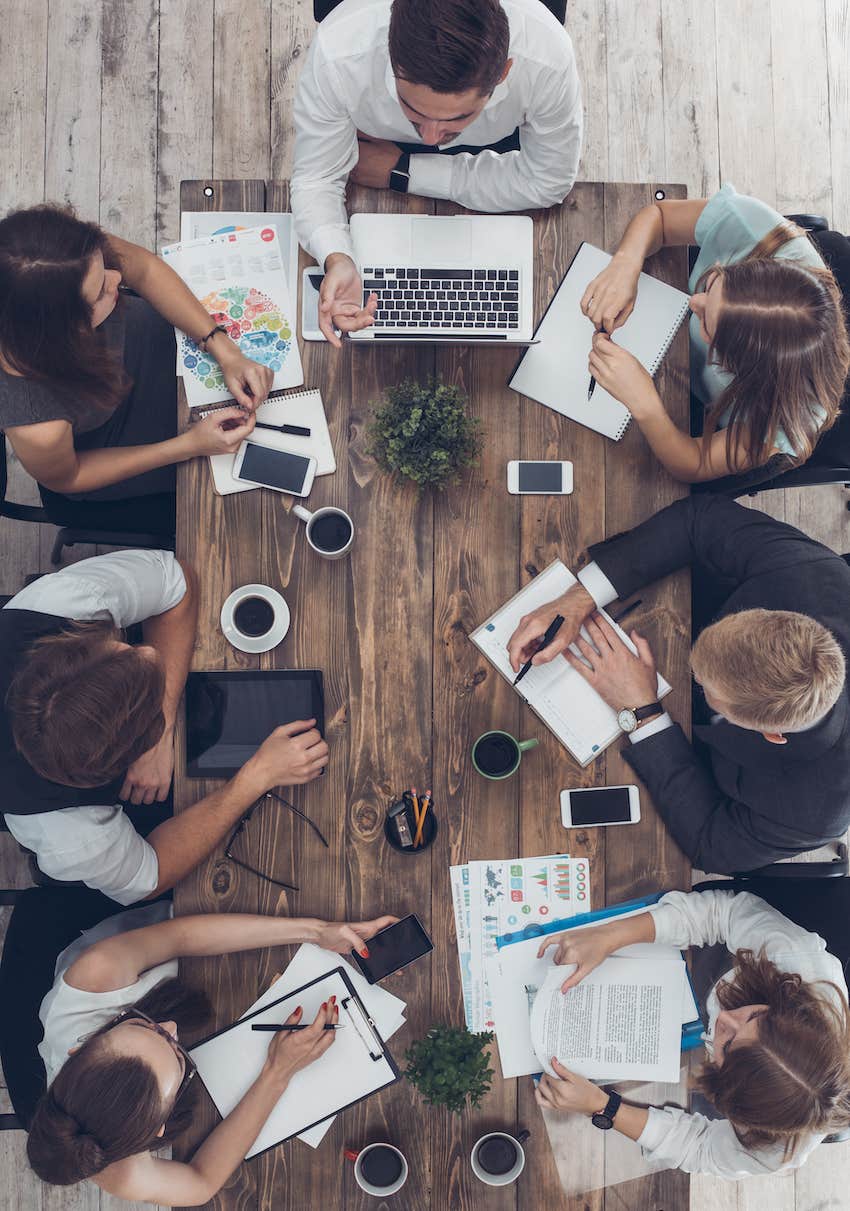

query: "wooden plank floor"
(1, 2), (849, 1208)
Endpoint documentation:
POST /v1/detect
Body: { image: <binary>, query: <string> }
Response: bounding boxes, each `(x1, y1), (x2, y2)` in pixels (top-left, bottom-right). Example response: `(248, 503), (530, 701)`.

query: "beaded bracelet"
(198, 323), (228, 352)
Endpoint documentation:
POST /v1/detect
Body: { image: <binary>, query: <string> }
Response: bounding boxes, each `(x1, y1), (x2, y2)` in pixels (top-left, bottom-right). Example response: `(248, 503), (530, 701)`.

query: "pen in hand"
(251, 1023), (342, 1032)
(514, 613), (565, 686)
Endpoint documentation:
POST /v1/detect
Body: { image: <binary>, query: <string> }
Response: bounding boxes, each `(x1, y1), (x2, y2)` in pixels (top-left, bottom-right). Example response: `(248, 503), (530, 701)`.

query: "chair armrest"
(735, 846), (849, 880)
(784, 213), (829, 232)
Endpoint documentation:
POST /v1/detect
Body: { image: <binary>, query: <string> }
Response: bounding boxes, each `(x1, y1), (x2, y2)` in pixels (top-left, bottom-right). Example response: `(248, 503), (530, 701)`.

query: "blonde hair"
(690, 609), (845, 732)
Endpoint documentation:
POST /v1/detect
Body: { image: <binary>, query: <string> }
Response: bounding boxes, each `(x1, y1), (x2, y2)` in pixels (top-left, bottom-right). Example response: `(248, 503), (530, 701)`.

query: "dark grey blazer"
(588, 494), (850, 873)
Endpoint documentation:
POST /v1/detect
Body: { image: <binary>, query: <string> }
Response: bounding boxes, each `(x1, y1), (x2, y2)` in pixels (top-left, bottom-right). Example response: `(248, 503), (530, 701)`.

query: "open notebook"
(470, 560), (671, 767)
(509, 243), (690, 440)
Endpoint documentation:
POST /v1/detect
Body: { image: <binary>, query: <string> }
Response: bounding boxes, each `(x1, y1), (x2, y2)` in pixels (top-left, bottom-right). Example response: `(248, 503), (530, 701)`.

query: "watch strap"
(591, 1087), (622, 1129)
(633, 701), (662, 722)
(389, 151), (411, 194)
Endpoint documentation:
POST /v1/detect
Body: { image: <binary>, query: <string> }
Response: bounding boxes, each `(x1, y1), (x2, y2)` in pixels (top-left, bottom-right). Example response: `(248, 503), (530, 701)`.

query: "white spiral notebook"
(508, 242), (690, 441)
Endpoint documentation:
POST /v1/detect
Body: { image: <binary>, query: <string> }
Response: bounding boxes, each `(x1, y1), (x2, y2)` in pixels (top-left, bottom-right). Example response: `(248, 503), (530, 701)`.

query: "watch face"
(591, 1112), (613, 1130)
(617, 708), (637, 733)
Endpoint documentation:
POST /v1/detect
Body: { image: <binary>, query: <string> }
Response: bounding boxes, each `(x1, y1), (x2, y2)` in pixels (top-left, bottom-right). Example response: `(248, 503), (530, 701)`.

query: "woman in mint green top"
(578, 185), (849, 482)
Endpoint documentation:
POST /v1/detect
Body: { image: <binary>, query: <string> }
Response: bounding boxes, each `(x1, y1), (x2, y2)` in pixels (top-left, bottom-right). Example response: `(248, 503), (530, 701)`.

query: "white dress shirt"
(291, 0), (583, 265)
(3, 550), (186, 905)
(639, 889), (847, 1178)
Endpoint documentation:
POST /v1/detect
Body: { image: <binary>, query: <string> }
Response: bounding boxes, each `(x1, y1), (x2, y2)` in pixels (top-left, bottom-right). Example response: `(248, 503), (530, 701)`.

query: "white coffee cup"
(346, 1143), (409, 1196)
(470, 1130), (529, 1186)
(292, 504), (355, 559)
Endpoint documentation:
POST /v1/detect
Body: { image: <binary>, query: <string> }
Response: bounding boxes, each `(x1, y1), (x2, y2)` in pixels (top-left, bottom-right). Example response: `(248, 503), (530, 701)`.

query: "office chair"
(314, 0), (568, 23)
(1, 435), (174, 565)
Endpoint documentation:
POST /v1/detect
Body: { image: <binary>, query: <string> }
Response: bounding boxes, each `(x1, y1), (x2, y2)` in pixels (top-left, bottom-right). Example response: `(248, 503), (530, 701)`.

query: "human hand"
(506, 583), (595, 673)
(319, 253), (377, 347)
(535, 1058), (608, 1116)
(350, 133), (403, 190)
(216, 347), (275, 411)
(316, 915), (400, 957)
(247, 719), (329, 791)
(120, 725), (174, 805)
(580, 252), (642, 333)
(537, 920), (627, 992)
(565, 615), (658, 712)
(263, 1000), (339, 1087)
(185, 406), (256, 456)
(587, 333), (662, 420)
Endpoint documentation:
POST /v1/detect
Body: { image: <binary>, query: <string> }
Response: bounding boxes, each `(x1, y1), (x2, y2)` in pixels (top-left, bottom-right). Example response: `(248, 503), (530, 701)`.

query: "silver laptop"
(349, 214), (536, 344)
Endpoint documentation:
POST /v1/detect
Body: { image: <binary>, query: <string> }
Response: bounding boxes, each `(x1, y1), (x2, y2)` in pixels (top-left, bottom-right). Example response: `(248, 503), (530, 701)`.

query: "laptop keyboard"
(361, 267), (521, 331)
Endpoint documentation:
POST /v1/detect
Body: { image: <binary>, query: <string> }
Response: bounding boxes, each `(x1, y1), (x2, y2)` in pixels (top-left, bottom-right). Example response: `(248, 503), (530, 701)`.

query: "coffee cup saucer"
(220, 584), (290, 654)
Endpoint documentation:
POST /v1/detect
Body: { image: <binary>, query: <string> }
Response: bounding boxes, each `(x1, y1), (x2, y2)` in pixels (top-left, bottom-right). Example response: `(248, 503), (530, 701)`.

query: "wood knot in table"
(211, 862), (233, 896)
(351, 798), (382, 839)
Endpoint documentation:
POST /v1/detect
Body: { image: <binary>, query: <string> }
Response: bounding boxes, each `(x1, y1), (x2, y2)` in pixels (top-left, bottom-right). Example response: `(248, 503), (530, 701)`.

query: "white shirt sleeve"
(628, 713), (674, 743)
(291, 36), (360, 265)
(576, 561), (619, 609)
(4, 550), (186, 629)
(4, 806), (160, 906)
(407, 63), (583, 212)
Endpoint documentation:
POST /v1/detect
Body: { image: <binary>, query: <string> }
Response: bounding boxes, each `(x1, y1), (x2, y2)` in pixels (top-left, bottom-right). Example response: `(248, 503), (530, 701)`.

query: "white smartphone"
(507, 460), (573, 495)
(560, 784), (640, 829)
(233, 441), (317, 497)
(301, 266), (325, 342)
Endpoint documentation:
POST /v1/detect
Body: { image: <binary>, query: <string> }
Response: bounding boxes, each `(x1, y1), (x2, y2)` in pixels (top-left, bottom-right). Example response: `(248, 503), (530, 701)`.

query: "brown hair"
(27, 979), (210, 1186)
(697, 950), (850, 1158)
(699, 221), (850, 469)
(388, 0), (510, 96)
(0, 203), (129, 421)
(690, 608), (845, 733)
(7, 621), (165, 787)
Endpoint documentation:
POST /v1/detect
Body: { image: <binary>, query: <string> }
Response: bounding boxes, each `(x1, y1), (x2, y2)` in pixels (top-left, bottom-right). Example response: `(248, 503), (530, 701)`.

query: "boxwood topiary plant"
(367, 377), (483, 489)
(404, 1024), (495, 1114)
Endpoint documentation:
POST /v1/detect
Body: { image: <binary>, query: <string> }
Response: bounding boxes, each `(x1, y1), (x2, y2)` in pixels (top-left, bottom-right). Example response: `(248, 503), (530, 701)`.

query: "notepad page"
(470, 560), (671, 766)
(509, 243), (690, 441)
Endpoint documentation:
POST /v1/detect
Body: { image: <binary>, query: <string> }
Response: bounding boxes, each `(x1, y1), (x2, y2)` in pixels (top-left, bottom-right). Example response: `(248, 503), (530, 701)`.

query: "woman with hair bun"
(534, 889), (850, 1177)
(26, 906), (397, 1203)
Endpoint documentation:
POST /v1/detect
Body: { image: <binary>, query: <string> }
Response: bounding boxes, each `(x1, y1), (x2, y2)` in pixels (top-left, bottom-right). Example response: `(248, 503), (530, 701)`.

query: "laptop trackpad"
(411, 216), (472, 262)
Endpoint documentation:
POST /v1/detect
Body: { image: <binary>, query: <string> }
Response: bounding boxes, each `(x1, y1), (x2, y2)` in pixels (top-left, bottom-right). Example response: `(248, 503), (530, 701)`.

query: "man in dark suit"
(507, 494), (850, 873)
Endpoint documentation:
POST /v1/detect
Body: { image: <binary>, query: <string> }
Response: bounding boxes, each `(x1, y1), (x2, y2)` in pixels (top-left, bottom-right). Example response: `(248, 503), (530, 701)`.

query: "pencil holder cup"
(384, 791), (438, 854)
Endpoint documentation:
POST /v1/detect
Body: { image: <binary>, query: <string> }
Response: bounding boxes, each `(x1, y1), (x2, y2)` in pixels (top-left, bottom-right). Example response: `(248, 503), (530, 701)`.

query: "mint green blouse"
(688, 184), (826, 456)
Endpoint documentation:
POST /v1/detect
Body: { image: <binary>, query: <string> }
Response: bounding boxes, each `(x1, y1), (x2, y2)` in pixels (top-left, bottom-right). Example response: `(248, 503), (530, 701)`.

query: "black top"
(0, 609), (125, 817)
(588, 494), (850, 873)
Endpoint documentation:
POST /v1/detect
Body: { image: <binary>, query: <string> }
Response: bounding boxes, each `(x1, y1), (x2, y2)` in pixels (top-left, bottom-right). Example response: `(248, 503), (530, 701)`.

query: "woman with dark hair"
(0, 204), (271, 533)
(533, 889), (850, 1177)
(579, 186), (850, 482)
(26, 906), (397, 1203)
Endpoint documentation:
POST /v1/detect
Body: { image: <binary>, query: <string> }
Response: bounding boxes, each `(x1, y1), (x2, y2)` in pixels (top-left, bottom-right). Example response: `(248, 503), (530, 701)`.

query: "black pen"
(514, 613), (565, 686)
(251, 1023), (342, 1032)
(611, 598), (643, 625)
(254, 421), (312, 437)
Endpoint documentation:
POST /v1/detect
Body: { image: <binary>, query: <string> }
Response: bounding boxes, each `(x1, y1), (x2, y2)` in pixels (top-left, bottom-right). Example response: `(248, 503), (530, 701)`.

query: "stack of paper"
(450, 855), (591, 1033)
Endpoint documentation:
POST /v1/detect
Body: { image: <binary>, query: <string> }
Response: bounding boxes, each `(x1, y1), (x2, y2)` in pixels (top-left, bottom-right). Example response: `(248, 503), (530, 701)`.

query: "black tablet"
(185, 670), (324, 778)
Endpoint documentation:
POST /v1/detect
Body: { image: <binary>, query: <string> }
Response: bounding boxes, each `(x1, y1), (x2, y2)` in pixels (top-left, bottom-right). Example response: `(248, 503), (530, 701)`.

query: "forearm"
(606, 911), (657, 949)
(142, 564), (198, 728)
(634, 406), (708, 482)
(139, 912), (324, 960)
(43, 434), (193, 494)
(612, 204), (664, 266)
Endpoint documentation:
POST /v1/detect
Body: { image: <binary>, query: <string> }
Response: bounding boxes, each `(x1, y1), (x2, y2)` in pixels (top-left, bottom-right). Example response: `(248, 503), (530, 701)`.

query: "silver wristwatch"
(617, 701), (662, 734)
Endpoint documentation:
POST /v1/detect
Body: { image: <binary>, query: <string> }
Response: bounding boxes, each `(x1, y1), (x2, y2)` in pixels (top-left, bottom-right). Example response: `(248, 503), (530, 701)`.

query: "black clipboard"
(189, 967), (400, 1157)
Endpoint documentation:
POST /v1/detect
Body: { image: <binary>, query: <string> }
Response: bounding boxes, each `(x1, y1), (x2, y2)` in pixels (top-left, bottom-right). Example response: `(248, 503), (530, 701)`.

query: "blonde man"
(507, 495), (850, 873)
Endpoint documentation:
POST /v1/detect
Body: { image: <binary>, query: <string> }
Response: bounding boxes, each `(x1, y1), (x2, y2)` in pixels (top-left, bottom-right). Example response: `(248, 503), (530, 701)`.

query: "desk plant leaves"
(367, 378), (483, 489)
(404, 1024), (494, 1114)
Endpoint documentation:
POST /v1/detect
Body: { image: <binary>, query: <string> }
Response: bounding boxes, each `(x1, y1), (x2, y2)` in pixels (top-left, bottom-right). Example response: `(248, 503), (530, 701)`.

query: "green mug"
(472, 731), (539, 780)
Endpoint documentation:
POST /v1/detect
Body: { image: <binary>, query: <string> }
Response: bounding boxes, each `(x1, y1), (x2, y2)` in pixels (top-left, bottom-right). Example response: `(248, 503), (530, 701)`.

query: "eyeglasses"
(78, 1007), (197, 1103)
(224, 791), (330, 892)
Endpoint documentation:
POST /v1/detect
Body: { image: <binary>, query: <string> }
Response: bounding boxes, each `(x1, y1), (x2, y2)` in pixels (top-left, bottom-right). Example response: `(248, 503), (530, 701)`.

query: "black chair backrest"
(806, 229), (850, 466)
(314, 0), (567, 24)
(0, 885), (124, 1127)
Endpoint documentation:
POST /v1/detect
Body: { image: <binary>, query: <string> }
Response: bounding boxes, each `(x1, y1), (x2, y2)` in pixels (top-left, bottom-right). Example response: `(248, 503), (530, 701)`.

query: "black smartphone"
(350, 914), (434, 984)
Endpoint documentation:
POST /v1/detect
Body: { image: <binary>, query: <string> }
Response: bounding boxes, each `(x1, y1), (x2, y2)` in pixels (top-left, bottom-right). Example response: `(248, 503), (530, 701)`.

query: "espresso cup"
(220, 584), (290, 654)
(470, 1130), (530, 1187)
(345, 1143), (409, 1196)
(471, 731), (538, 780)
(293, 504), (355, 559)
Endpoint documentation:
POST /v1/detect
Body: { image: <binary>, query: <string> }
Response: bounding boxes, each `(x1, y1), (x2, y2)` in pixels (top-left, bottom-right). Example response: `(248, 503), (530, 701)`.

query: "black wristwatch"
(389, 151), (411, 194)
(591, 1087), (622, 1130)
(617, 701), (662, 734)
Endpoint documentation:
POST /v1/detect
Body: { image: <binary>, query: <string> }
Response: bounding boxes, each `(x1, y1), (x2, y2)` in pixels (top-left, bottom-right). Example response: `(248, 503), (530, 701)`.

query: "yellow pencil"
(410, 786), (421, 829)
(413, 789), (432, 847)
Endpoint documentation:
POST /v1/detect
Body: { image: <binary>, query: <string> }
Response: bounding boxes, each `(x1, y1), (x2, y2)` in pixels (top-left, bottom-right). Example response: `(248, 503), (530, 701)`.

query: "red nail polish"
(321, 1002), (327, 1010)
(295, 1005), (302, 1015)
(360, 948), (370, 958)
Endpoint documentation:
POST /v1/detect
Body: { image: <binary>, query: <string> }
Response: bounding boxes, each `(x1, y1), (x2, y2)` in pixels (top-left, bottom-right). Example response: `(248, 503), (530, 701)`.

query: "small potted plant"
(367, 378), (483, 490)
(404, 1024), (495, 1114)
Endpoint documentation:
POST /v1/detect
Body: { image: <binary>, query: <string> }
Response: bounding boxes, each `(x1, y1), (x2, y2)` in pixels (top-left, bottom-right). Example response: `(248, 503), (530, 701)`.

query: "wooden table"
(174, 178), (692, 1211)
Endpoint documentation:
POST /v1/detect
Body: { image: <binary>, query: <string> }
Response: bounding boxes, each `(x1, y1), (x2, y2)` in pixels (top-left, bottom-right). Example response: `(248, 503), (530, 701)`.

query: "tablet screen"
(185, 671), (324, 778)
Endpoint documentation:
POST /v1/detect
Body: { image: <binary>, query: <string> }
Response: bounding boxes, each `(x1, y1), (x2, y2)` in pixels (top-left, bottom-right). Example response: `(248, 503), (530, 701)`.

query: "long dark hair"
(697, 950), (850, 1159)
(26, 978), (211, 1186)
(700, 222), (850, 469)
(0, 203), (130, 419)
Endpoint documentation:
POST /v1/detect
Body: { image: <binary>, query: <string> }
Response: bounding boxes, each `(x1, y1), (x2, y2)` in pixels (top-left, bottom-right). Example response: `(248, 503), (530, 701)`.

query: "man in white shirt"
(1, 551), (329, 904)
(291, 0), (583, 344)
